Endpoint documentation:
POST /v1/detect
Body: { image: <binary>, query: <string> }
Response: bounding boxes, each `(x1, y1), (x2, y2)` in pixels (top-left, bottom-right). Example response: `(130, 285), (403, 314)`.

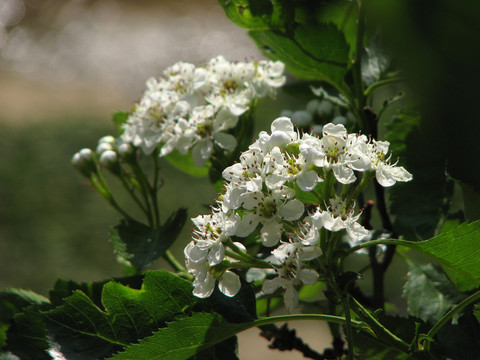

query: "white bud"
(118, 142), (136, 163)
(96, 142), (113, 154)
(317, 99), (334, 118)
(332, 115), (347, 125)
(98, 135), (115, 144)
(99, 150), (118, 167)
(305, 99), (320, 115)
(291, 110), (312, 127)
(280, 109), (293, 118)
(72, 148), (96, 176)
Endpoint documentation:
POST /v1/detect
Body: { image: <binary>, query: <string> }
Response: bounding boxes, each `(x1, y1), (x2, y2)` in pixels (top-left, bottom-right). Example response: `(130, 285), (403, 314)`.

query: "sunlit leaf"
(109, 312), (250, 360)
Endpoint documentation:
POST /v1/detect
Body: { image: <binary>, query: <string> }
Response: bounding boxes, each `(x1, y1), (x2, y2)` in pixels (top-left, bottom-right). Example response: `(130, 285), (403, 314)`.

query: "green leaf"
(44, 271), (198, 359)
(165, 149), (209, 178)
(109, 312), (251, 360)
(218, 0), (294, 30)
(413, 222), (480, 291)
(474, 304), (480, 325)
(49, 275), (144, 308)
(112, 112), (128, 135)
(0, 288), (50, 353)
(352, 328), (409, 360)
(436, 313), (480, 360)
(249, 23), (349, 87)
(403, 261), (463, 322)
(110, 208), (187, 271)
(386, 109), (451, 240)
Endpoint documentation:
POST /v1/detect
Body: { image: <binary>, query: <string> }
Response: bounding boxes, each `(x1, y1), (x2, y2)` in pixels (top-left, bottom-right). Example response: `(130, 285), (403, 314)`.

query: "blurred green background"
(0, 0), (264, 295)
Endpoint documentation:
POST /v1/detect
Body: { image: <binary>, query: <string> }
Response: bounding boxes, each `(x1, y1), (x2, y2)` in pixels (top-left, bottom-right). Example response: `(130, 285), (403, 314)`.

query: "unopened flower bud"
(118, 143), (136, 163)
(306, 99), (320, 115)
(72, 148), (96, 177)
(98, 135), (115, 144)
(317, 99), (334, 118)
(99, 150), (121, 175)
(332, 115), (347, 125)
(96, 142), (113, 154)
(291, 110), (312, 127)
(280, 109), (293, 118)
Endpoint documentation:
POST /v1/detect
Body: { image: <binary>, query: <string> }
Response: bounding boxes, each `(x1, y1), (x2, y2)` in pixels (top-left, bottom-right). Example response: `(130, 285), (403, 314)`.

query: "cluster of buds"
(185, 116), (412, 312)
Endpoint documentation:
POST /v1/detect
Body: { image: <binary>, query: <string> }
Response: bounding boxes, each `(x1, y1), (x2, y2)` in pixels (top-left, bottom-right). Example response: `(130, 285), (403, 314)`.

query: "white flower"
(311, 198), (369, 242)
(235, 187), (304, 246)
(262, 241), (319, 312)
(366, 139), (413, 187)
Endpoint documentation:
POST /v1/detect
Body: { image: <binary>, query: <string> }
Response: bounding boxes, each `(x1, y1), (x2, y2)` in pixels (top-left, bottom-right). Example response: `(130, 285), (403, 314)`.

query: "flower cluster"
(121, 56), (286, 167)
(185, 116), (412, 312)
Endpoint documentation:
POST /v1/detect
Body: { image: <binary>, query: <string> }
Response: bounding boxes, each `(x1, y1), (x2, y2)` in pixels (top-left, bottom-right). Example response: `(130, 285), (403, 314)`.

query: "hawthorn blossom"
(262, 240), (320, 312)
(311, 198), (369, 242)
(121, 56), (286, 165)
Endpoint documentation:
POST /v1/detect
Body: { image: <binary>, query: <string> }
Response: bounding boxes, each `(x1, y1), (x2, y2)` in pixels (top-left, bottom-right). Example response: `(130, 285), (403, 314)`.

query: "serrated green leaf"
(110, 208), (187, 271)
(403, 261), (463, 322)
(109, 312), (251, 360)
(44, 271), (198, 358)
(386, 109), (451, 241)
(249, 23), (349, 87)
(165, 149), (209, 178)
(413, 222), (480, 291)
(49, 275), (144, 308)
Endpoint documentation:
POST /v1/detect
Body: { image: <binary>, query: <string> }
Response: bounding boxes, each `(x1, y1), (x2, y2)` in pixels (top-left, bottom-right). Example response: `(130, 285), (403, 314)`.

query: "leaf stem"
(426, 289), (480, 340)
(364, 77), (407, 98)
(253, 313), (366, 328)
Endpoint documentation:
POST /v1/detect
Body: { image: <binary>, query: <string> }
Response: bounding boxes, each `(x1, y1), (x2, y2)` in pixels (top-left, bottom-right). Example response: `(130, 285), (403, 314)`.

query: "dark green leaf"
(403, 261), (463, 322)
(0, 288), (50, 356)
(109, 312), (251, 360)
(110, 208), (187, 271)
(475, 304), (480, 325)
(436, 313), (480, 360)
(49, 275), (144, 308)
(249, 23), (349, 87)
(413, 222), (480, 291)
(44, 271), (198, 358)
(386, 109), (451, 240)
(352, 328), (409, 360)
(165, 150), (209, 178)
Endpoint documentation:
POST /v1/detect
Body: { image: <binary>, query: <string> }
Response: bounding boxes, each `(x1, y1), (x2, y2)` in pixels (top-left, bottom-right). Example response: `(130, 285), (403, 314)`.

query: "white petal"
(277, 199), (304, 221)
(236, 213), (260, 237)
(333, 165), (356, 184)
(219, 271), (241, 297)
(214, 132), (237, 150)
(297, 170), (319, 191)
(284, 285), (299, 313)
(192, 139), (213, 167)
(261, 220), (283, 247)
(207, 243), (225, 266)
(246, 268), (267, 282)
(346, 221), (369, 242)
(298, 268), (319, 285)
(193, 272), (215, 298)
(184, 242), (207, 263)
(265, 174), (286, 190)
(262, 277), (283, 294)
(271, 116), (294, 134)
